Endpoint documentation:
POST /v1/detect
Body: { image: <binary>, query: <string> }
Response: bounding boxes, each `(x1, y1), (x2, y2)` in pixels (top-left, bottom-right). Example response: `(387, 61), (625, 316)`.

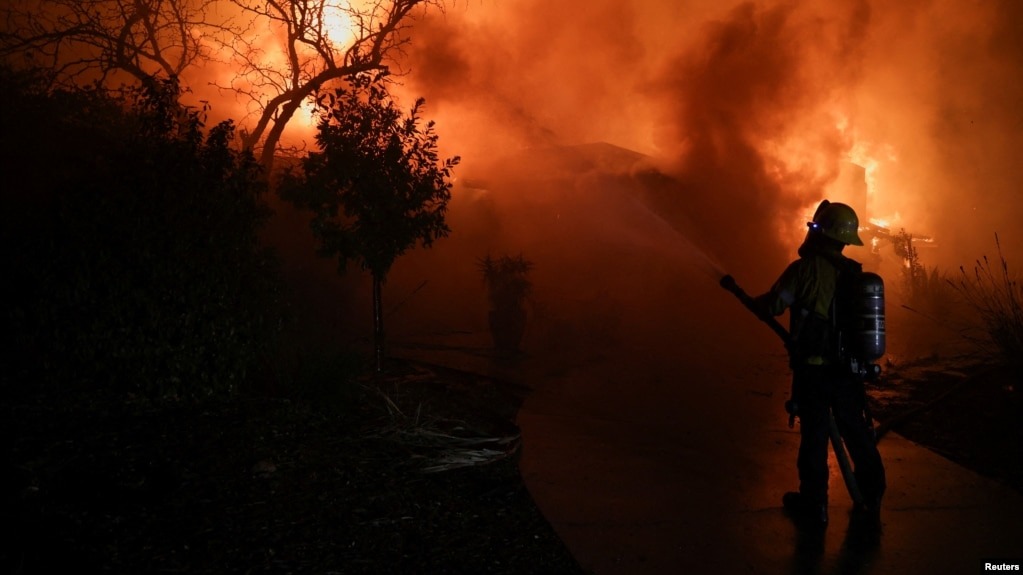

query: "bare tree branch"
(1, 0), (442, 169)
(1, 0), (215, 87)
(217, 0), (436, 168)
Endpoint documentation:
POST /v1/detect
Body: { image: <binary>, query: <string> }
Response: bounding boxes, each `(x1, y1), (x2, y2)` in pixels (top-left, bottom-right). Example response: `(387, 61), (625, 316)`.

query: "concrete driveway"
(392, 271), (1023, 574)
(512, 274), (1023, 574)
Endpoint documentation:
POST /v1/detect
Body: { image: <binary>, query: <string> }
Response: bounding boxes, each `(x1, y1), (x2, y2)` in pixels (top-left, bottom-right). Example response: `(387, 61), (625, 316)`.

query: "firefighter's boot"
(783, 491), (828, 527)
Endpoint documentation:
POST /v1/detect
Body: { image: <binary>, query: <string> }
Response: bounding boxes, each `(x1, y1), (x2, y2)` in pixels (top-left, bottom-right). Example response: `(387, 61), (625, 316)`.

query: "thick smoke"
(853, 0), (1023, 265)
(200, 0), (1023, 360)
(83, 0), (1017, 356)
(12, 0), (1021, 360)
(647, 2), (872, 279)
(401, 0), (1023, 277)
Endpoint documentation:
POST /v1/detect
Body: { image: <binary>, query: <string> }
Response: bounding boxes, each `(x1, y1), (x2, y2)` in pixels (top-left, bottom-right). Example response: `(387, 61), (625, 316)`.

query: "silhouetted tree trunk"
(372, 273), (385, 373)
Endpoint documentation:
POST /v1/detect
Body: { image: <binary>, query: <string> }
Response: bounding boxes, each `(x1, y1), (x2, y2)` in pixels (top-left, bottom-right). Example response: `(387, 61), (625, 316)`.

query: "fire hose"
(719, 274), (865, 508)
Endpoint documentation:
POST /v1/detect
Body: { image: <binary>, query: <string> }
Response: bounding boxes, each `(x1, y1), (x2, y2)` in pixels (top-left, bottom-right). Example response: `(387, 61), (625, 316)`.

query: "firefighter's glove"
(751, 293), (775, 322)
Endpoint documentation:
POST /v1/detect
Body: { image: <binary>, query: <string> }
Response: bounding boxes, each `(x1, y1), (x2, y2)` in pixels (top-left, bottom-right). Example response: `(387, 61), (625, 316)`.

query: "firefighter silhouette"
(756, 200), (887, 527)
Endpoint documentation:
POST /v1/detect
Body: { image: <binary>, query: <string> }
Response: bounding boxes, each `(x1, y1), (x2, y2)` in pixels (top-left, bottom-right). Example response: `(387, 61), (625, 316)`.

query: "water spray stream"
(623, 195), (728, 283)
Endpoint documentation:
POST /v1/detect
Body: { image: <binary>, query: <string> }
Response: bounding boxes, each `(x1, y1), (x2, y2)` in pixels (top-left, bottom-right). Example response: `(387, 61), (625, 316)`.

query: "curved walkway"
(392, 275), (1023, 574)
(516, 349), (1023, 574)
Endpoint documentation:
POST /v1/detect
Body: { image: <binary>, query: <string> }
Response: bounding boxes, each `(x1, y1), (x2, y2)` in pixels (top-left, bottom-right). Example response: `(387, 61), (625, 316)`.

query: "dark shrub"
(1, 68), (284, 398)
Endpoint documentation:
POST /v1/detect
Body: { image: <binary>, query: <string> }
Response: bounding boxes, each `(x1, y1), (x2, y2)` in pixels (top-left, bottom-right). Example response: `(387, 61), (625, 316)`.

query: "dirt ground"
(1, 362), (585, 574)
(3, 345), (1019, 574)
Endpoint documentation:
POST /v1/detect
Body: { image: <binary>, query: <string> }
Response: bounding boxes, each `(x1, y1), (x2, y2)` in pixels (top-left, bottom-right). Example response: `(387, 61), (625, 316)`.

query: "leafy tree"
(280, 72), (459, 372)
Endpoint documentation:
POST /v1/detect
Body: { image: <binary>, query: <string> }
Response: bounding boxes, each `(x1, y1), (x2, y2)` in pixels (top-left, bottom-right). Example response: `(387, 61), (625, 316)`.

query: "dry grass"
(948, 234), (1023, 371)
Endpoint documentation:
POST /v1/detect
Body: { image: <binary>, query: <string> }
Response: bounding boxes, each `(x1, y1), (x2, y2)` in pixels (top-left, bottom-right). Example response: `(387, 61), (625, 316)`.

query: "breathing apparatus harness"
(789, 250), (885, 378)
(781, 245), (886, 437)
(782, 198), (886, 371)
(719, 273), (873, 505)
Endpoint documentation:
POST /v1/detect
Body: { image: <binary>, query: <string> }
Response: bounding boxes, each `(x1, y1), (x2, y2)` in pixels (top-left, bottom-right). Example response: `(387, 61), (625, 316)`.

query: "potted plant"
(478, 253), (534, 353)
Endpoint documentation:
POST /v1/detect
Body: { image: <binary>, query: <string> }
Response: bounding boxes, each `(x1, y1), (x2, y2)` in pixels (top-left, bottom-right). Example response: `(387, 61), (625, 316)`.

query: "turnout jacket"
(759, 239), (857, 366)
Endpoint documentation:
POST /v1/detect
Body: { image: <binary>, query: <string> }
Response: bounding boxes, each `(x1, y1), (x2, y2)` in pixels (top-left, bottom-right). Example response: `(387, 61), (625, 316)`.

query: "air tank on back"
(852, 272), (886, 361)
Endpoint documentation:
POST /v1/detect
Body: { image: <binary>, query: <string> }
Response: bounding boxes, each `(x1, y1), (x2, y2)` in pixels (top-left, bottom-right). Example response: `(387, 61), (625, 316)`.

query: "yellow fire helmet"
(809, 200), (864, 246)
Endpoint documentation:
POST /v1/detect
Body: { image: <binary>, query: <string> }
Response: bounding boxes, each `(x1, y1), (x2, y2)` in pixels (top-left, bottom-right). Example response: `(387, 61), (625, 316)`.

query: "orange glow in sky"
(156, 0), (1023, 273)
(322, 3), (357, 47)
